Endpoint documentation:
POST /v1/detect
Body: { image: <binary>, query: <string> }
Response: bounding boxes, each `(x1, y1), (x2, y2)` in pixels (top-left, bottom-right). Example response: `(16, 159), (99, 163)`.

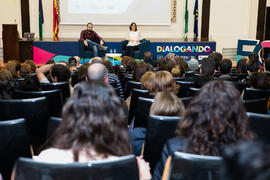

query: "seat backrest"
(125, 81), (142, 99)
(176, 81), (195, 98)
(40, 81), (70, 103)
(128, 88), (151, 125)
(71, 70), (79, 87)
(46, 117), (63, 139)
(14, 155), (139, 180)
(189, 87), (200, 97)
(168, 152), (223, 180)
(243, 87), (270, 100)
(243, 98), (268, 114)
(143, 115), (181, 172)
(0, 97), (50, 154)
(13, 89), (63, 117)
(0, 118), (31, 180)
(247, 112), (270, 142)
(228, 81), (247, 94)
(133, 97), (154, 128)
(179, 96), (193, 108)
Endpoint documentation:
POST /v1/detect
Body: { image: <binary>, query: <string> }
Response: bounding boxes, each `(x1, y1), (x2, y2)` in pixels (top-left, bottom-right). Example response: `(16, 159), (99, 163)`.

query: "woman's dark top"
(152, 136), (188, 180)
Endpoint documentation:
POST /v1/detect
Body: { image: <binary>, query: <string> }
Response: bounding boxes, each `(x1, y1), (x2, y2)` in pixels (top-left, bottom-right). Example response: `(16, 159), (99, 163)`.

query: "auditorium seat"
(13, 89), (63, 117)
(180, 96), (193, 108)
(128, 88), (151, 125)
(243, 98), (268, 114)
(40, 81), (70, 104)
(0, 97), (50, 154)
(120, 39), (150, 59)
(247, 112), (270, 142)
(0, 118), (32, 180)
(189, 87), (200, 96)
(14, 155), (139, 180)
(125, 81), (142, 99)
(165, 151), (223, 180)
(46, 117), (63, 139)
(243, 87), (270, 100)
(78, 40), (106, 61)
(143, 115), (181, 172)
(133, 97), (154, 128)
(176, 81), (195, 98)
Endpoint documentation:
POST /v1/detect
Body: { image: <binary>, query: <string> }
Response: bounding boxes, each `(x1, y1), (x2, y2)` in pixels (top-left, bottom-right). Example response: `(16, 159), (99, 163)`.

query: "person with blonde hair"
(150, 71), (179, 96)
(171, 65), (181, 77)
(150, 91), (185, 117)
(141, 71), (155, 91)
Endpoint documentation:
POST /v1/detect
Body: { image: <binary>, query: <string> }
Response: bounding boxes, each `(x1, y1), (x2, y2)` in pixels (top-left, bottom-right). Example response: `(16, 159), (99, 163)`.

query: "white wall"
(0, 0), (260, 53)
(209, 0), (258, 52)
(0, 0), (22, 47)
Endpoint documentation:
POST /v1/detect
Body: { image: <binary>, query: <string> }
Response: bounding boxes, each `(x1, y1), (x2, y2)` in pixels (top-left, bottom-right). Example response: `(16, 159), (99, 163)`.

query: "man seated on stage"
(80, 23), (108, 57)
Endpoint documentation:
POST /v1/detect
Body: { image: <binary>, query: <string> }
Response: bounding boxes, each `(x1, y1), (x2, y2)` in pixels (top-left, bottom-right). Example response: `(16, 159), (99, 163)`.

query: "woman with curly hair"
(35, 81), (151, 180)
(152, 80), (254, 180)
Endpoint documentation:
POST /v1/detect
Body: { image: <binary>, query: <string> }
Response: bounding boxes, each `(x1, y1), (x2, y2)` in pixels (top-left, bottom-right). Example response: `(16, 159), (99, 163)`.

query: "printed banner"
(150, 41), (216, 61)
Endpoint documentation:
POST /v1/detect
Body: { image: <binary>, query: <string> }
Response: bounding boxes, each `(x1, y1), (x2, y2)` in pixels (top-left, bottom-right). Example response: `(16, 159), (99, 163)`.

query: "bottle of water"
(110, 49), (113, 53)
(114, 49), (116, 53)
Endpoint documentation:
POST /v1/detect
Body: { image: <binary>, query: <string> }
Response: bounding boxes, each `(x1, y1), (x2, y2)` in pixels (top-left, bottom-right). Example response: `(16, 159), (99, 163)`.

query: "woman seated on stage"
(126, 22), (141, 58)
(35, 81), (151, 180)
(152, 80), (254, 180)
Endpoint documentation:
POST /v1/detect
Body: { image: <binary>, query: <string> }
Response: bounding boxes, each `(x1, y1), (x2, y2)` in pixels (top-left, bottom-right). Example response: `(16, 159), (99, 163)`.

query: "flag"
(194, 0), (199, 38)
(39, 0), (44, 40)
(184, 0), (189, 34)
(53, 0), (60, 41)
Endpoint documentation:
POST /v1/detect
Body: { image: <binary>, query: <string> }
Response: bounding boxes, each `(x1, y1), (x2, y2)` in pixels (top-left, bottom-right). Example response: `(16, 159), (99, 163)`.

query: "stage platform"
(33, 38), (216, 65)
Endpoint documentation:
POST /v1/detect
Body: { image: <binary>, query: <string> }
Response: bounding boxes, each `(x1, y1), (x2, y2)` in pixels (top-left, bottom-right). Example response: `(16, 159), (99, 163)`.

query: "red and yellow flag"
(53, 0), (60, 41)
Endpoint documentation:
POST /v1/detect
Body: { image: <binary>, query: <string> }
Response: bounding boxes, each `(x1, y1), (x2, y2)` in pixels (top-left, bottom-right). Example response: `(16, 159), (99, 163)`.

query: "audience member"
(0, 69), (12, 99)
(5, 60), (21, 79)
(171, 65), (181, 77)
(20, 63), (32, 75)
(194, 58), (215, 87)
(249, 72), (270, 89)
(132, 62), (150, 82)
(104, 59), (114, 73)
(222, 141), (270, 180)
(89, 57), (124, 99)
(236, 58), (248, 74)
(77, 63), (91, 82)
(188, 58), (199, 71)
(46, 59), (55, 64)
(87, 63), (109, 82)
(153, 80), (254, 180)
(150, 91), (185, 117)
(20, 76), (41, 91)
(68, 57), (77, 71)
(24, 60), (36, 73)
(219, 58), (233, 80)
(36, 81), (151, 180)
(150, 71), (179, 96)
(141, 71), (155, 91)
(36, 63), (71, 83)
(264, 58), (270, 73)
(125, 58), (137, 74)
(208, 52), (223, 71)
(165, 53), (175, 62)
(144, 51), (154, 66)
(73, 56), (81, 67)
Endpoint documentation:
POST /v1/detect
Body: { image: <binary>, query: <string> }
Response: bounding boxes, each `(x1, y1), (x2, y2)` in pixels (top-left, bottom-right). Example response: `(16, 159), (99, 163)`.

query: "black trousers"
(126, 45), (140, 58)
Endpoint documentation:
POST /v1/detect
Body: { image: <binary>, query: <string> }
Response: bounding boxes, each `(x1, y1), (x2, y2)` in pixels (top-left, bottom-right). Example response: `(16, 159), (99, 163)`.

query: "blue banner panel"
(150, 41), (216, 61)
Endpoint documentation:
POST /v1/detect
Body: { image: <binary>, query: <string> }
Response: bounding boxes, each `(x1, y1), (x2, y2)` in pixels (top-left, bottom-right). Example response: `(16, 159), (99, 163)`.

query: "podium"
(2, 24), (20, 63)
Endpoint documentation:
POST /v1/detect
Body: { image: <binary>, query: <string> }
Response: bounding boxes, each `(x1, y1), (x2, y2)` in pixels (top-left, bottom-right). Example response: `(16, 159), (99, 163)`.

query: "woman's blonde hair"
(141, 71), (155, 91)
(150, 91), (185, 117)
(150, 71), (179, 96)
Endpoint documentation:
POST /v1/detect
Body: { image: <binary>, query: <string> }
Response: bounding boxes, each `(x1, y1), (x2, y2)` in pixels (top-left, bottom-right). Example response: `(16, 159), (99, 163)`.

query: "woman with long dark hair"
(152, 80), (254, 180)
(35, 81), (151, 179)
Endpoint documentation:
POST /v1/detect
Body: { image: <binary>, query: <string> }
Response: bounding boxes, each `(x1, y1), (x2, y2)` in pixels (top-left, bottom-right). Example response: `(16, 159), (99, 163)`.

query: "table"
(105, 53), (122, 65)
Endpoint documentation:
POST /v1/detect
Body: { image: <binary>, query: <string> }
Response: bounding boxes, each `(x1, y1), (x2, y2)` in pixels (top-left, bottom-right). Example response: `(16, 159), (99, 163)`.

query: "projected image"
(69, 0), (133, 14)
